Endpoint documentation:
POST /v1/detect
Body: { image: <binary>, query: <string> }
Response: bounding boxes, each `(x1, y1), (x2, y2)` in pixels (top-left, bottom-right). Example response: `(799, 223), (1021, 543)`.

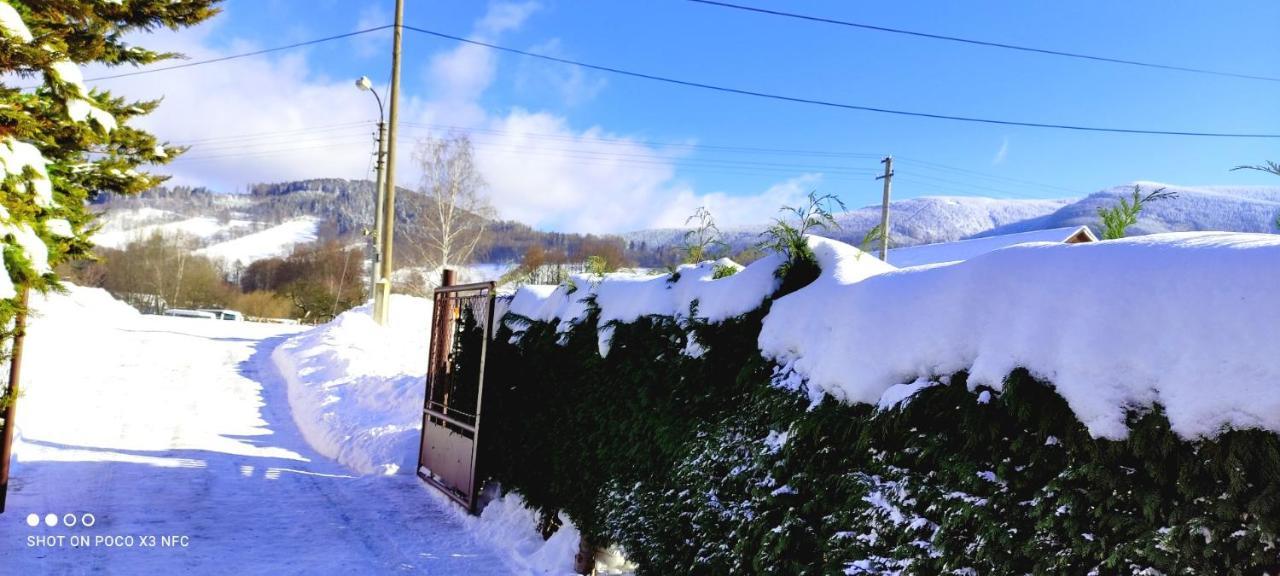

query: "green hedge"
(478, 283), (1280, 574)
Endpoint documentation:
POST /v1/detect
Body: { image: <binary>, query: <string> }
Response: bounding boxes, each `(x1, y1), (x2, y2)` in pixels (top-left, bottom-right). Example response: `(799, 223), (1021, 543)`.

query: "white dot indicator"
(25, 514), (38, 527)
(43, 514), (57, 527)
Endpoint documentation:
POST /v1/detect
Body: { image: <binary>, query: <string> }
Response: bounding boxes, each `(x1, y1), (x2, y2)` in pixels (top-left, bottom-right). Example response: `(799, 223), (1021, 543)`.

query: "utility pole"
(876, 155), (893, 262)
(369, 119), (387, 300)
(0, 288), (30, 513)
(373, 0), (405, 325)
(354, 76), (387, 303)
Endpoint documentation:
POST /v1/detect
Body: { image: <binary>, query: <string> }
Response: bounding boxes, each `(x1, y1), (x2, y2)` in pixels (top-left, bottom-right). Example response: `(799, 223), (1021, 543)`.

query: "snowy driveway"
(0, 310), (510, 574)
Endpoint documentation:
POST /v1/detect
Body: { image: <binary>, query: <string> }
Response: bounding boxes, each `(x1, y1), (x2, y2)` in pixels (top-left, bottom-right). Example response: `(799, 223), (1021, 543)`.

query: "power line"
(171, 140), (370, 161)
(402, 25), (1280, 139)
(894, 157), (1083, 196)
(687, 0), (1280, 84)
(186, 133), (372, 155)
(168, 121), (372, 145)
(85, 26), (393, 82)
(402, 121), (883, 159)
(895, 175), (1037, 200)
(400, 121), (1080, 194)
(163, 119), (1078, 197)
(399, 126), (879, 175)
(18, 26), (392, 89)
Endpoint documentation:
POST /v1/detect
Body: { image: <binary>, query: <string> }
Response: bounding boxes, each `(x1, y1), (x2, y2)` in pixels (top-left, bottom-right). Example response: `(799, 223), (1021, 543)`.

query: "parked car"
(162, 309), (219, 320)
(199, 309), (244, 321)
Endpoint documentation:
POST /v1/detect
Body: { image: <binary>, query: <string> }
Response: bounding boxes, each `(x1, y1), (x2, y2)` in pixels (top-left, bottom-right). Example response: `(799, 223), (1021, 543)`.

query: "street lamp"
(356, 76), (388, 311)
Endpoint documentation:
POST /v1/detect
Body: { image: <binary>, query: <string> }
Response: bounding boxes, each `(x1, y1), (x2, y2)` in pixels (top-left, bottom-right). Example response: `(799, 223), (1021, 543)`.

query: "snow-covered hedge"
(480, 233), (1280, 574)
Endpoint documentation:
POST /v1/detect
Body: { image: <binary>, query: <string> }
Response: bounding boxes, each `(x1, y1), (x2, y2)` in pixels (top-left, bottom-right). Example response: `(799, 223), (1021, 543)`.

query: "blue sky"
(101, 0), (1280, 232)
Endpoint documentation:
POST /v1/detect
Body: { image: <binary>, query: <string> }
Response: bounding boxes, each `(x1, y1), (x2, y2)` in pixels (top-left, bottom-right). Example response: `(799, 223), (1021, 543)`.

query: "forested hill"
(90, 178), (662, 267)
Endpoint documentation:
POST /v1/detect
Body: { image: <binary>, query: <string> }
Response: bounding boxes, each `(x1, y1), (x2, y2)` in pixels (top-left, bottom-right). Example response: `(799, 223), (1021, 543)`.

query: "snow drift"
(271, 295), (433, 475)
(759, 232), (1280, 439)
(30, 283), (141, 324)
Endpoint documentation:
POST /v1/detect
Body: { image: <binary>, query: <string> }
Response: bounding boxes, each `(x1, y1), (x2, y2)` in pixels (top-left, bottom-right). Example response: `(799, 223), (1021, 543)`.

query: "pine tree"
(0, 0), (218, 398)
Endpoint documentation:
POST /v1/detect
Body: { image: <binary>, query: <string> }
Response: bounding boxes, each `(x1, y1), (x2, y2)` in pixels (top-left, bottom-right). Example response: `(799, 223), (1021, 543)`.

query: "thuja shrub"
(477, 301), (1280, 574)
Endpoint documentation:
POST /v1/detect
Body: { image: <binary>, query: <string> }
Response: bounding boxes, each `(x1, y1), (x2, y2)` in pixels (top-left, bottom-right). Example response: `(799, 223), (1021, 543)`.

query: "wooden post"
(574, 537), (598, 575)
(876, 155), (894, 262)
(0, 287), (30, 514)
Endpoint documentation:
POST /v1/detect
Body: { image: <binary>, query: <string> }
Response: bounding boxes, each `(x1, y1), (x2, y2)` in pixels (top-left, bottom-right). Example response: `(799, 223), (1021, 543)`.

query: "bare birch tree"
(411, 134), (495, 270)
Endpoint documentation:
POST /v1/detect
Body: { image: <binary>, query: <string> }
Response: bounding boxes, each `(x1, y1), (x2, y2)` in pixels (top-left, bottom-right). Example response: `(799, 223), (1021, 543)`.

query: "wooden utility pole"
(876, 155), (894, 262)
(374, 0), (405, 325)
(0, 288), (30, 514)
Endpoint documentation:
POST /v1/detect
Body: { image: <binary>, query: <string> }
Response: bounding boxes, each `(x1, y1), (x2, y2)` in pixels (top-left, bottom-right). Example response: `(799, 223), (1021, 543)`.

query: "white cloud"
(514, 39), (607, 106)
(992, 136), (1009, 165)
(476, 1), (541, 36)
(85, 21), (397, 190)
(87, 1), (817, 234)
(665, 174), (822, 229)
(352, 5), (391, 59)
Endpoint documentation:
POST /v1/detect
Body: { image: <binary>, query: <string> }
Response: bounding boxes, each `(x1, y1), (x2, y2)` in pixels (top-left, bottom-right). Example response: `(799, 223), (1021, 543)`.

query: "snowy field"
(93, 215), (255, 249)
(0, 287), (551, 574)
(195, 217), (320, 266)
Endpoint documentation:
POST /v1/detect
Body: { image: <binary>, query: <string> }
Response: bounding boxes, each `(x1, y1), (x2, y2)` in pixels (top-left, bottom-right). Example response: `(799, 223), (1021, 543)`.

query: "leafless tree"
(411, 134), (496, 270)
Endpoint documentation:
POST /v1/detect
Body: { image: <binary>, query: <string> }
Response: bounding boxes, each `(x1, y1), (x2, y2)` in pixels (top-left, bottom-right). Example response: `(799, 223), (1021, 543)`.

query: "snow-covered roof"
(886, 225), (1096, 268)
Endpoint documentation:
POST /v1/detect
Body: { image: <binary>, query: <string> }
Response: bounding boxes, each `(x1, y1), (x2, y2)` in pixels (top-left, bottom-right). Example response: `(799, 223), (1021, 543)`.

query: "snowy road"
(0, 305), (511, 574)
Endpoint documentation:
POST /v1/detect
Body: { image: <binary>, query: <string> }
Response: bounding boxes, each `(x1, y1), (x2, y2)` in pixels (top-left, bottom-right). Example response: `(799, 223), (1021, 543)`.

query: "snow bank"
(11, 285), (139, 469)
(271, 295), (432, 475)
(502, 254), (785, 356)
(760, 232), (1280, 439)
(422, 488), (582, 576)
(29, 283), (140, 325)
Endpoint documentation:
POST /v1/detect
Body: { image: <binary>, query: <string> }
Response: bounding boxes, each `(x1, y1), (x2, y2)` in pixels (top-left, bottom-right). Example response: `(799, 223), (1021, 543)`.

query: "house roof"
(886, 225), (1097, 268)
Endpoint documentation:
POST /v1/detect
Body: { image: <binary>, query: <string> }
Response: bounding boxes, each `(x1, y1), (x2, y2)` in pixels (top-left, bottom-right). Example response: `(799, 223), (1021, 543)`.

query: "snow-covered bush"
(479, 233), (1280, 574)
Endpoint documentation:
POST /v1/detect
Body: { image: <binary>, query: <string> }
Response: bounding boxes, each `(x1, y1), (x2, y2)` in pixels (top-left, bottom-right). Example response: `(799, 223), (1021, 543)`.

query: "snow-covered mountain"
(977, 182), (1280, 238)
(92, 179), (423, 268)
(625, 196), (1070, 250)
(91, 178), (625, 268)
(626, 183), (1280, 251)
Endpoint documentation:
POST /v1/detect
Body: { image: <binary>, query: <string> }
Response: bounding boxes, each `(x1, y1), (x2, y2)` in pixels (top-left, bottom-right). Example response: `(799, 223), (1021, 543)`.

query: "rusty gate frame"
(417, 280), (495, 513)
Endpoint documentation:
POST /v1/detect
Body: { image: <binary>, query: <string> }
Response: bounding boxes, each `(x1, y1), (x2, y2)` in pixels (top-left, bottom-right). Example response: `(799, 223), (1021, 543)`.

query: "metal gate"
(417, 280), (495, 513)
